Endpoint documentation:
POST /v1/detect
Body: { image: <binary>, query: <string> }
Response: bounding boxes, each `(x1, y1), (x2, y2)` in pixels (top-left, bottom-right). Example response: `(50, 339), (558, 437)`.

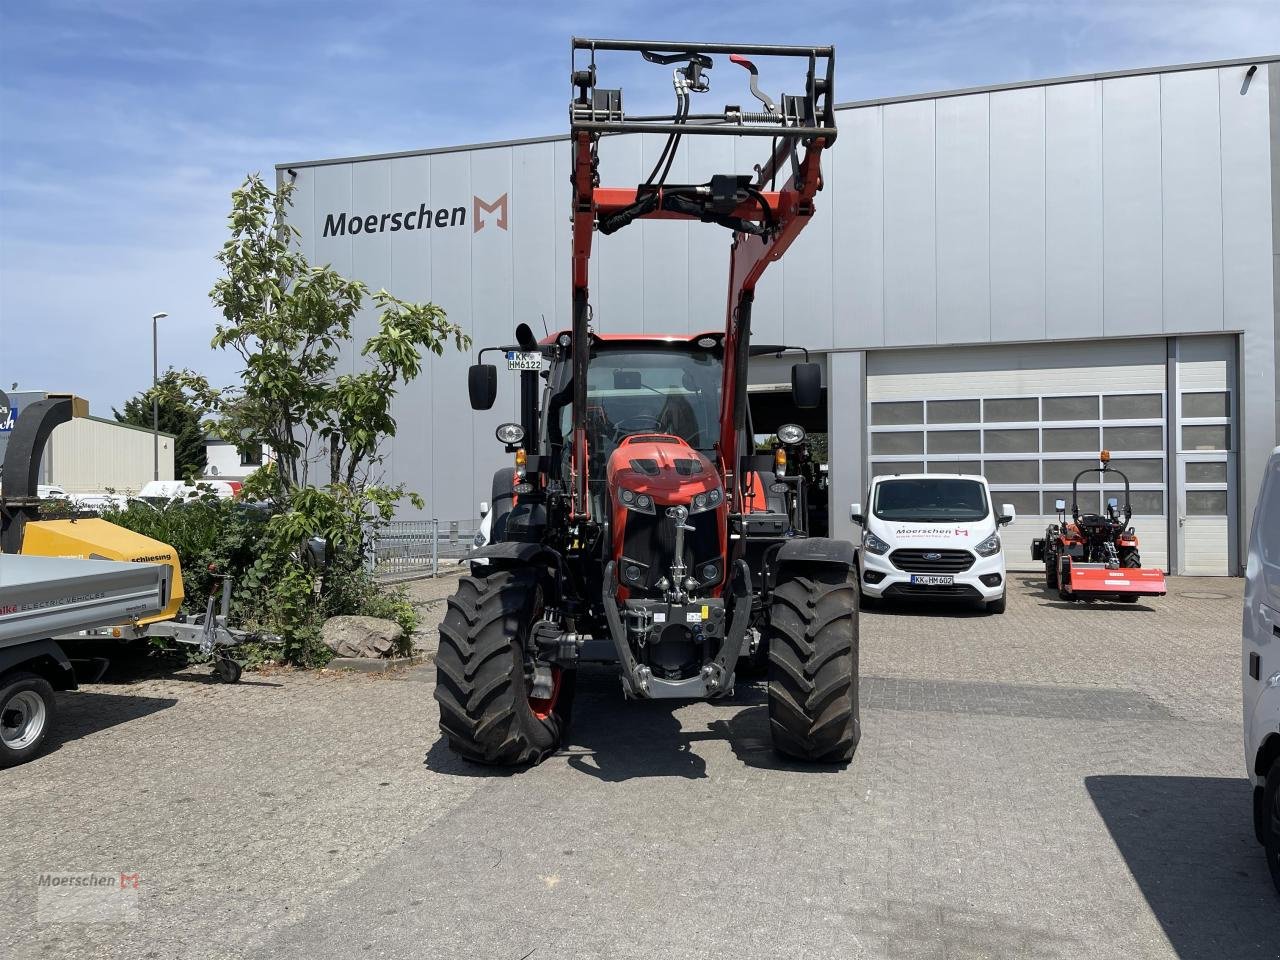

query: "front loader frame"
(567, 38), (837, 521)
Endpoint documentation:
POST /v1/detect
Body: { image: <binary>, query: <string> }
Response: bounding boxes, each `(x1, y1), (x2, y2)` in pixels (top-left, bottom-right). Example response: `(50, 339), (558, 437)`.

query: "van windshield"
(873, 478), (988, 522)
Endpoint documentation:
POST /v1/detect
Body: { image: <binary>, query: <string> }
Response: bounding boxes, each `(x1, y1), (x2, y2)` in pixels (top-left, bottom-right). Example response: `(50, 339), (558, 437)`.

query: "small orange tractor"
(1031, 452), (1167, 602)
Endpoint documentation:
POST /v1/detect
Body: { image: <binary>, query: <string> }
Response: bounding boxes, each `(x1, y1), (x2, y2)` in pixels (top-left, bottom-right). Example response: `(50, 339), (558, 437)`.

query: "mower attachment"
(1059, 560), (1167, 600)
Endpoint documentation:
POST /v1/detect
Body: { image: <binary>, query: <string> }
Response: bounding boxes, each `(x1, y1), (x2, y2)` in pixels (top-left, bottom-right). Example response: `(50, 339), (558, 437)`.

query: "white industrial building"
(0, 391), (175, 494)
(278, 55), (1279, 576)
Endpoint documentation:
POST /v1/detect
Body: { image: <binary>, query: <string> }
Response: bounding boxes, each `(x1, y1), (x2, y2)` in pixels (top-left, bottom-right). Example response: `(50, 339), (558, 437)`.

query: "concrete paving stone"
(0, 574), (1275, 960)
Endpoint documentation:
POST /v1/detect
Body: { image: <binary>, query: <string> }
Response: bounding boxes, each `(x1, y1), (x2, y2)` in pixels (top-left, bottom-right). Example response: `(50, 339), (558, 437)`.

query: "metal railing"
(367, 519), (482, 582)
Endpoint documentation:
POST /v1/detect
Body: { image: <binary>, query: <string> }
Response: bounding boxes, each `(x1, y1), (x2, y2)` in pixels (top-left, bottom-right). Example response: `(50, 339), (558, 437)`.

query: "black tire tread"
(0, 671), (56, 768)
(433, 569), (564, 766)
(766, 565), (860, 762)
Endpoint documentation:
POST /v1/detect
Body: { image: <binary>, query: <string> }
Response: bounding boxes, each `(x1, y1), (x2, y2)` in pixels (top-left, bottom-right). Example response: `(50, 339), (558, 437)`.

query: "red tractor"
(1032, 452), (1167, 602)
(435, 39), (860, 766)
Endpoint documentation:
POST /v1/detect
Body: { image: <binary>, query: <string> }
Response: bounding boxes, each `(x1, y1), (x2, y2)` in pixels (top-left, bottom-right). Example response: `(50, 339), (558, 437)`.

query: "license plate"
(910, 575), (954, 586)
(506, 351), (542, 370)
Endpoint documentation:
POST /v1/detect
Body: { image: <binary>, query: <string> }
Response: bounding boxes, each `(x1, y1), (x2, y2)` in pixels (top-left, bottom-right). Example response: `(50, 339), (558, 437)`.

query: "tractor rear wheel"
(1119, 548), (1141, 568)
(434, 568), (572, 766)
(766, 564), (860, 763)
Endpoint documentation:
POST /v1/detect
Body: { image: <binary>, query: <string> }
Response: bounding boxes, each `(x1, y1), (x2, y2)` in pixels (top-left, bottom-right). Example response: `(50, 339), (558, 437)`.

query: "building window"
(239, 445), (263, 467)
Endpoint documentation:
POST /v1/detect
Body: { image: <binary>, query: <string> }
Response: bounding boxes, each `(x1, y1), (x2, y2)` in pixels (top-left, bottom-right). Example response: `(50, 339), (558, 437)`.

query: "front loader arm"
(566, 39), (837, 520)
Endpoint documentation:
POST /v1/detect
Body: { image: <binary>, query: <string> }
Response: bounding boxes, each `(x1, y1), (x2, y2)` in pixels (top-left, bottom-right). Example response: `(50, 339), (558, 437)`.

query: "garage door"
(866, 340), (1170, 572)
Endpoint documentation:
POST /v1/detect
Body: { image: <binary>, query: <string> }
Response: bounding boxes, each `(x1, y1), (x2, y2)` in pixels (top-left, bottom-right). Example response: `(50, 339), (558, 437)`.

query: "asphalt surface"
(2, 572), (1277, 959)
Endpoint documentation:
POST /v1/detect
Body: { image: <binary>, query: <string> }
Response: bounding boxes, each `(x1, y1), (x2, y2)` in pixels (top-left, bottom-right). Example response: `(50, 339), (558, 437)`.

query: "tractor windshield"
(872, 477), (989, 523)
(559, 344), (723, 474)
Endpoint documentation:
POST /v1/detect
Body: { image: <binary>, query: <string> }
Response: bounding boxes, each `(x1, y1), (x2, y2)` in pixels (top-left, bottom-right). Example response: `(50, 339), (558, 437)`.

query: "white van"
(852, 473), (1015, 614)
(1243, 446), (1280, 895)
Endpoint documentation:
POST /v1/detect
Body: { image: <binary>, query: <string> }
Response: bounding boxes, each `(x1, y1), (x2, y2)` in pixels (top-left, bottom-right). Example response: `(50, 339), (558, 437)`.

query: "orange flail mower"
(1031, 452), (1167, 602)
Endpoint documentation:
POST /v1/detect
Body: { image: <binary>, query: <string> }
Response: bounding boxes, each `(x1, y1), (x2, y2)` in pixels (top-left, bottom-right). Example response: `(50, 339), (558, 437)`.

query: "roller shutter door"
(866, 339), (1170, 572)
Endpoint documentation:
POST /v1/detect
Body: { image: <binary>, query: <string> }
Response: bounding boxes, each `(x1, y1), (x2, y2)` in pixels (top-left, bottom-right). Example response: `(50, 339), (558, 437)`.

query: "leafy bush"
(103, 494), (419, 667)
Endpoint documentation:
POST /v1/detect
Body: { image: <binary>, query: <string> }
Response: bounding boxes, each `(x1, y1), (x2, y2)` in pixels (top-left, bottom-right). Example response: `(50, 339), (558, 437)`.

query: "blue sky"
(1, 0), (1276, 414)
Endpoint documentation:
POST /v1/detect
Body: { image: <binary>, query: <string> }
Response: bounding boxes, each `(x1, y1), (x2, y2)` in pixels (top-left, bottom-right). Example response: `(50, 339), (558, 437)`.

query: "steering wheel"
(612, 415), (664, 442)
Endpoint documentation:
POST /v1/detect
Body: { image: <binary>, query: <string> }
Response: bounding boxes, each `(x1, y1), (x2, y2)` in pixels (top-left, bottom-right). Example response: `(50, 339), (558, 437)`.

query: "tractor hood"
(606, 435), (721, 505)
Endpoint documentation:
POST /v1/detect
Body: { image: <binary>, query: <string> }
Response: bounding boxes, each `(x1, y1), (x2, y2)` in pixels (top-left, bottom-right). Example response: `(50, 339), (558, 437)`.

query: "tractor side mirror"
(468, 364), (498, 410)
(999, 503), (1016, 526)
(479, 500), (490, 519)
(1054, 499), (1066, 513)
(791, 363), (822, 409)
(851, 502), (864, 525)
(1107, 497), (1119, 509)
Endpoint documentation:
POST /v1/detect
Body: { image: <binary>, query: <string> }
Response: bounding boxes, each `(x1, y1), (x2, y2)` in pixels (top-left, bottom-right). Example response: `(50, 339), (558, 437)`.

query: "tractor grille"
(889, 548), (974, 573)
(620, 506), (719, 594)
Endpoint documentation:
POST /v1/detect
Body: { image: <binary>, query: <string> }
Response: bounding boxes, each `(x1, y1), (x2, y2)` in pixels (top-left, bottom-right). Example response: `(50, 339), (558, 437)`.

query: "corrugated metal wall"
(47, 417), (175, 493)
(284, 60), (1276, 532)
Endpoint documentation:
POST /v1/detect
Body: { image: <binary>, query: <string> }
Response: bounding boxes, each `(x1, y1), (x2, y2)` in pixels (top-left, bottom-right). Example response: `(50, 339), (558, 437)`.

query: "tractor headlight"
(862, 532), (890, 556)
(618, 487), (655, 514)
(974, 532), (1001, 557)
(687, 487), (723, 514)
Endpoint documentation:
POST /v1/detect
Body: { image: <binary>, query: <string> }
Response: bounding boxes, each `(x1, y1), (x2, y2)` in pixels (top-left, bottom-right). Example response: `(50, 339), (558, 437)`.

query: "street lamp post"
(151, 312), (168, 481)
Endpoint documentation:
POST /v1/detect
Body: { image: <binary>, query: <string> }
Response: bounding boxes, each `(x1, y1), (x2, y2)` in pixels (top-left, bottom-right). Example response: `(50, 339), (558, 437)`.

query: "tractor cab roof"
(540, 331), (723, 347)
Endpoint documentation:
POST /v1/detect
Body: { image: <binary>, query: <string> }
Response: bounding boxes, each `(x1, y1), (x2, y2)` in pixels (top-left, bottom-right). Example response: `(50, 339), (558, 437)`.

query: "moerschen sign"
(321, 194), (508, 238)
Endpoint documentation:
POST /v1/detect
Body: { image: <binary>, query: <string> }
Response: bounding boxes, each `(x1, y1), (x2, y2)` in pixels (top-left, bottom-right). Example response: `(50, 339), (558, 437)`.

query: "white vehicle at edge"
(1243, 445), (1280, 895)
(852, 473), (1015, 615)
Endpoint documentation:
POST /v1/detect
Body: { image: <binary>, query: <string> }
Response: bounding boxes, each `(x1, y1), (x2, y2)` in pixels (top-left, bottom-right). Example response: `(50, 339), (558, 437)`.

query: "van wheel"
(1265, 757), (1280, 897)
(0, 673), (56, 768)
(986, 592), (1006, 615)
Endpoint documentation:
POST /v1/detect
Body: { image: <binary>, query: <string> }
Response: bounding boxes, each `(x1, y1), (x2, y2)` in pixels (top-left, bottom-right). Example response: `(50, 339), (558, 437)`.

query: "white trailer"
(0, 554), (170, 767)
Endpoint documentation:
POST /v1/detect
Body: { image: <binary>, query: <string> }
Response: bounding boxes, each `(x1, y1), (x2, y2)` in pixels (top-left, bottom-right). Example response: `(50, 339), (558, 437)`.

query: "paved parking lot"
(2, 572), (1277, 959)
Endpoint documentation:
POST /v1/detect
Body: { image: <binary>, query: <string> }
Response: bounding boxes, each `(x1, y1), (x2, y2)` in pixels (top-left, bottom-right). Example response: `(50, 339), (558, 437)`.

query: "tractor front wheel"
(434, 569), (572, 766)
(1045, 559), (1059, 589)
(766, 564), (860, 763)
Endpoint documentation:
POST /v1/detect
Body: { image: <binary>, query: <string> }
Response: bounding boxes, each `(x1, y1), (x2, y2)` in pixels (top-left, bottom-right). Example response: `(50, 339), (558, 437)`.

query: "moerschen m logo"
(322, 195), (509, 237)
(473, 194), (508, 233)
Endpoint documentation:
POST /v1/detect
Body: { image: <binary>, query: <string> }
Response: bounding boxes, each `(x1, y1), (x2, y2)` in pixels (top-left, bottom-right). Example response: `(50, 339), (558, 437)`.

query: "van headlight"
(974, 532), (1001, 557)
(862, 532), (890, 556)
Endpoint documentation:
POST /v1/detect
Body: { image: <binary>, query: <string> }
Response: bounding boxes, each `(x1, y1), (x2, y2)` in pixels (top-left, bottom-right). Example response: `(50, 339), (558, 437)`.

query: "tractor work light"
(495, 422), (525, 445)
(776, 423), (806, 445)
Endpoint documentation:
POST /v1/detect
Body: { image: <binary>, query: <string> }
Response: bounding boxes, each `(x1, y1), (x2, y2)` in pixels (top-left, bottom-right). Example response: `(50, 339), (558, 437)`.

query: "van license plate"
(910, 575), (953, 586)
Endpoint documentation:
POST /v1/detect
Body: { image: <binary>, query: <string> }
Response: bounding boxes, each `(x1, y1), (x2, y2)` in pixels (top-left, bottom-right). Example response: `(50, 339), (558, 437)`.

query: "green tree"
(114, 369), (209, 481)
(157, 174), (468, 664)
(181, 174), (468, 497)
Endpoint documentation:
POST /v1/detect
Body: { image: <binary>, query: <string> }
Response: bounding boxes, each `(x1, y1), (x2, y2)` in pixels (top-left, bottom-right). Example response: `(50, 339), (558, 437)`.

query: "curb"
(326, 655), (423, 674)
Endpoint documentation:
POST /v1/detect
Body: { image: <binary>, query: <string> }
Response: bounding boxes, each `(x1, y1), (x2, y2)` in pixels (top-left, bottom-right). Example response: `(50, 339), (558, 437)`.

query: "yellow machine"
(2, 396), (246, 681)
(19, 519), (185, 624)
